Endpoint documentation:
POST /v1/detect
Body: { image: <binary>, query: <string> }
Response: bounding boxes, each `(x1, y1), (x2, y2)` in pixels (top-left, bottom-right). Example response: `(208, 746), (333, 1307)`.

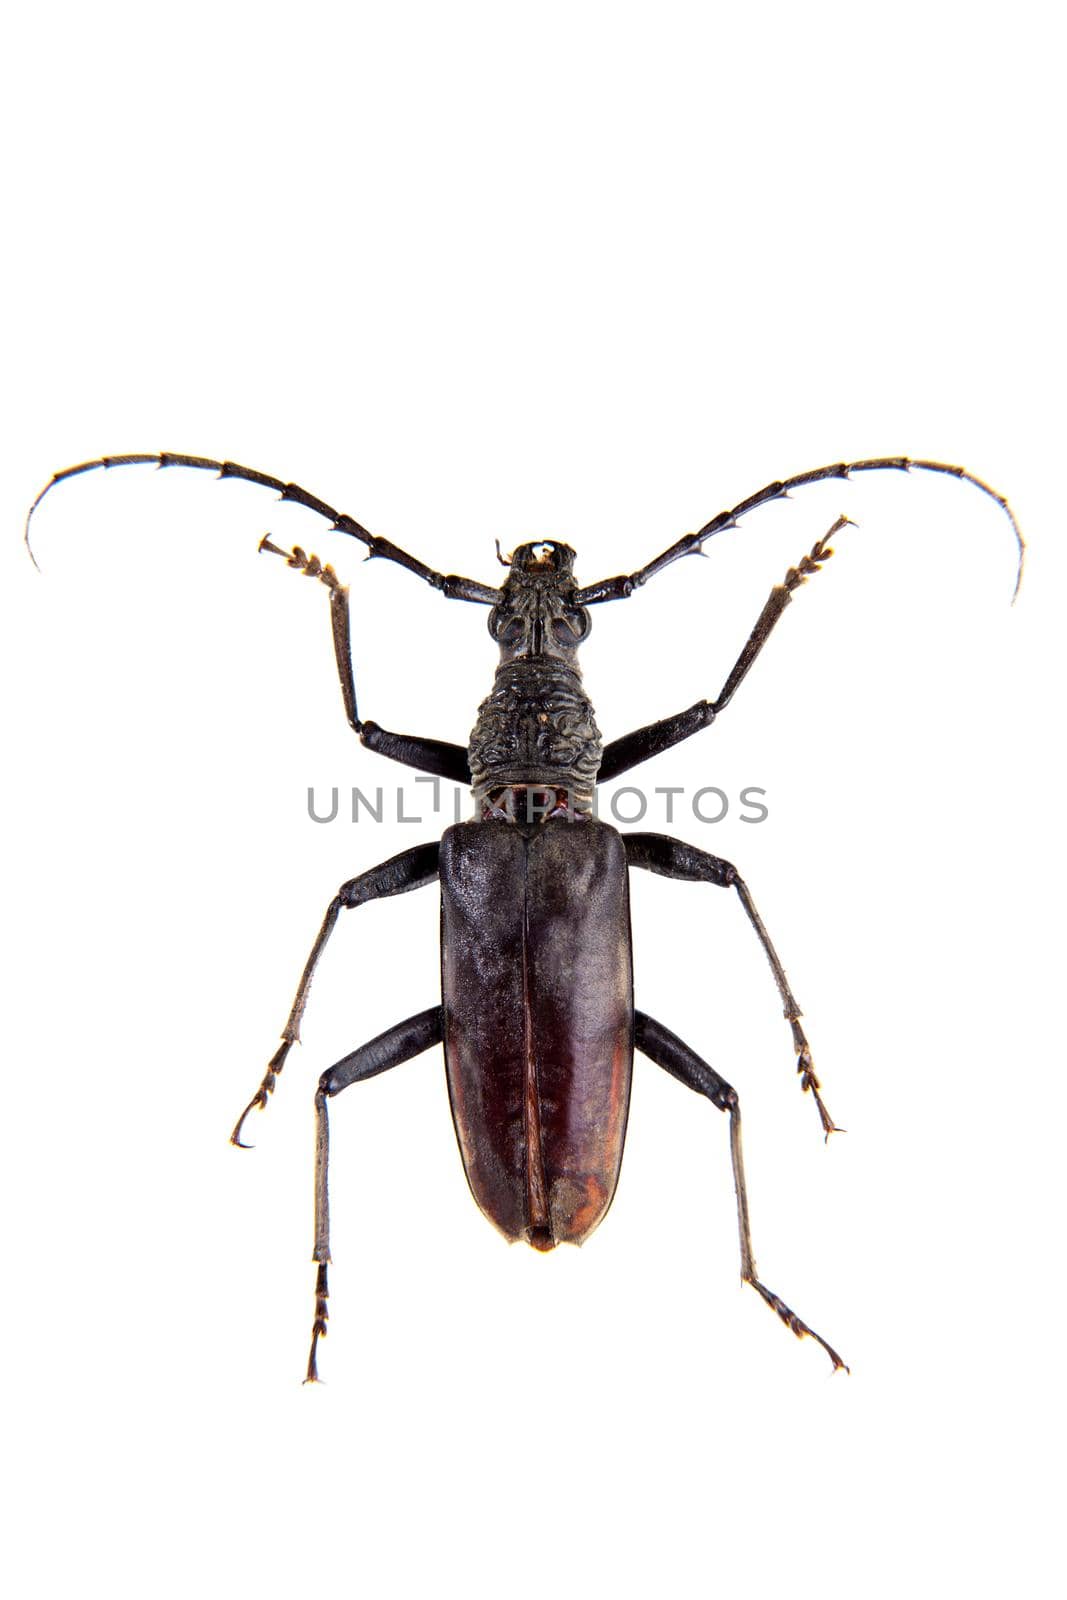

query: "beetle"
(26, 451), (1023, 1380)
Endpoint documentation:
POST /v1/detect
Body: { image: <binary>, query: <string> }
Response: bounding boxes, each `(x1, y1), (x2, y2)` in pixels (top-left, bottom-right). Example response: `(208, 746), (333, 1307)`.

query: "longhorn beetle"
(26, 453), (1023, 1380)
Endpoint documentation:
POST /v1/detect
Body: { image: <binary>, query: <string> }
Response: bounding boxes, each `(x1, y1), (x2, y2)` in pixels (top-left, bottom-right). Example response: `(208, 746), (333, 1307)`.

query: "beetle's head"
(505, 540), (577, 580)
(489, 540), (590, 663)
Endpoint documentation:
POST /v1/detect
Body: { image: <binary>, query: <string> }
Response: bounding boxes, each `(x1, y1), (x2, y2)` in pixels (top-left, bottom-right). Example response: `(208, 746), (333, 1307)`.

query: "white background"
(2, 5), (1062, 1597)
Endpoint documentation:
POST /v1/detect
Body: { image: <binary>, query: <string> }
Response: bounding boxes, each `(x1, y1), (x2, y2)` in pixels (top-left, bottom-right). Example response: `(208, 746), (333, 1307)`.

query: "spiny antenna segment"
(24, 451), (501, 603)
(25, 452), (384, 568)
(574, 457), (1024, 605)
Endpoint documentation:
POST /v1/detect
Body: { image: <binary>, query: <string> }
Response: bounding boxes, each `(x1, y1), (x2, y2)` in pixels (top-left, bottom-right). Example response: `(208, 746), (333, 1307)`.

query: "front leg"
(260, 537), (471, 784)
(624, 832), (840, 1139)
(230, 841), (440, 1145)
(598, 517), (849, 783)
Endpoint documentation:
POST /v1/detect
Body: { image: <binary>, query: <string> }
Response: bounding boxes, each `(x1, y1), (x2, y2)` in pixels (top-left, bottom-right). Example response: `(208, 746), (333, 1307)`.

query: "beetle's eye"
(495, 614), (525, 647)
(552, 609), (590, 646)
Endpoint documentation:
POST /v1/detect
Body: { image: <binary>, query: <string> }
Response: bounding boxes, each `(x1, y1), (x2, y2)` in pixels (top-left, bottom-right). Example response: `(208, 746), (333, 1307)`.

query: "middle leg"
(231, 841), (440, 1145)
(625, 832), (840, 1137)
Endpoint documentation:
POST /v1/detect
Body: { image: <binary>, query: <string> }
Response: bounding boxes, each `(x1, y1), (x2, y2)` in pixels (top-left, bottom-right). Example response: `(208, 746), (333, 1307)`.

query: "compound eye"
(489, 606), (526, 647)
(552, 608), (590, 645)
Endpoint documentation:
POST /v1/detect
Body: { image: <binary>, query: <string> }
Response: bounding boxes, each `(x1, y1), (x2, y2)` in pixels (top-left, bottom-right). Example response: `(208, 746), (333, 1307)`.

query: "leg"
(624, 833), (840, 1138)
(598, 517), (847, 783)
(309, 1005), (443, 1382)
(259, 538), (471, 784)
(634, 1011), (846, 1373)
(230, 841), (440, 1145)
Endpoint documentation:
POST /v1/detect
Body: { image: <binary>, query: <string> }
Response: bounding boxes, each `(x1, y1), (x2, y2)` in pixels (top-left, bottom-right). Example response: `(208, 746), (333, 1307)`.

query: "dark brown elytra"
(26, 452), (1024, 1380)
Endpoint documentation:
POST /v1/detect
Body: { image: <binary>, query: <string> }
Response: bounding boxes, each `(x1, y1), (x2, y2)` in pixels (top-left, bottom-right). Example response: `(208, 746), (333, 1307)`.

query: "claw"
(810, 1079), (846, 1142)
(229, 1091), (265, 1149)
(793, 1036), (844, 1141)
(799, 1060), (845, 1140)
(228, 1040), (295, 1147)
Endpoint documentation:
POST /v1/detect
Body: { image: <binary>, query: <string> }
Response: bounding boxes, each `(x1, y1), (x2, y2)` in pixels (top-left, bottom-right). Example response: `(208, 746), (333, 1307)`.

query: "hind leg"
(307, 1006), (444, 1382)
(634, 1010), (846, 1372)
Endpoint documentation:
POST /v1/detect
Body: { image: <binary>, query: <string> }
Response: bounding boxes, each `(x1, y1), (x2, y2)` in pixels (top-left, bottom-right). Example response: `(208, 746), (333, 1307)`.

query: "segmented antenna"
(573, 456), (1024, 605)
(25, 449), (1024, 600)
(24, 451), (501, 604)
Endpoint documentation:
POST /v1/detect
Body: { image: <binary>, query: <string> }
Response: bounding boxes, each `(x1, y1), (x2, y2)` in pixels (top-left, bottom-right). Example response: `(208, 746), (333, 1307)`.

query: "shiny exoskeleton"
(27, 451), (1024, 1380)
